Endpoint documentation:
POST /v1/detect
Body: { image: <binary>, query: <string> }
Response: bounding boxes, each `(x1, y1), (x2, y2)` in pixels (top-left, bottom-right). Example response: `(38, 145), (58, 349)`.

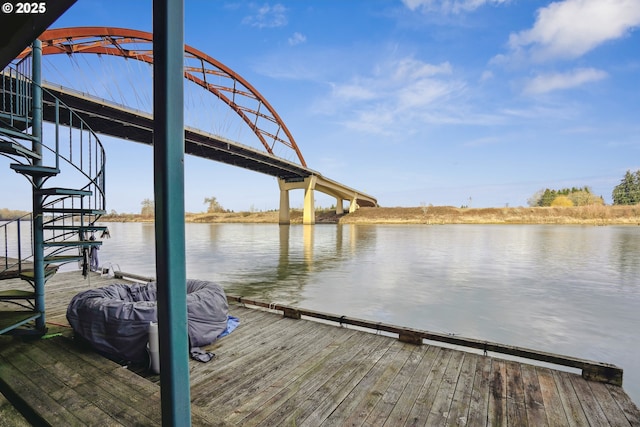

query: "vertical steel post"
(152, 0), (191, 425)
(31, 39), (46, 331)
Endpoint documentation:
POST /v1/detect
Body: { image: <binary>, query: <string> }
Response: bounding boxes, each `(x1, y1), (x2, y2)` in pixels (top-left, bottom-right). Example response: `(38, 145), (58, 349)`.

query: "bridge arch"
(20, 26), (306, 166)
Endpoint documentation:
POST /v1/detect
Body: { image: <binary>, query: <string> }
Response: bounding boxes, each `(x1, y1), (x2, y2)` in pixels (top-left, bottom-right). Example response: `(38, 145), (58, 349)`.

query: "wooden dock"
(1, 271), (639, 426)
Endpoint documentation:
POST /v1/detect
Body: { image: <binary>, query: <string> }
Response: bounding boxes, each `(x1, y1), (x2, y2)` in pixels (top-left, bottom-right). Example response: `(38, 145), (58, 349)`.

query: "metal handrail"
(1, 63), (106, 270)
(0, 213), (33, 275)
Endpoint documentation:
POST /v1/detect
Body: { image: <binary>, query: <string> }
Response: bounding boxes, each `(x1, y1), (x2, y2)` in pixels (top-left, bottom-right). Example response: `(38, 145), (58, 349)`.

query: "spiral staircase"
(0, 50), (106, 336)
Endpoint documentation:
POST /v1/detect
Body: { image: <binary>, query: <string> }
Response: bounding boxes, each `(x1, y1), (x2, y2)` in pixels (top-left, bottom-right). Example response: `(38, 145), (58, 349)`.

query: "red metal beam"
(19, 26), (307, 166)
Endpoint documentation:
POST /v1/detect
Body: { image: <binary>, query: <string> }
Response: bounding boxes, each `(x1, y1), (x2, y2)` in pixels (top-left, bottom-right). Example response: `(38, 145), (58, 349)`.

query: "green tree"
(612, 170), (640, 205)
(538, 189), (557, 207)
(140, 198), (154, 216)
(204, 196), (224, 213)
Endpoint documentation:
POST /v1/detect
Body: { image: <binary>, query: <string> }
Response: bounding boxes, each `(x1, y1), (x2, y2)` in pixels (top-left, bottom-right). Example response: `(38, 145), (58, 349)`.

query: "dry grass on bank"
(98, 205), (640, 225)
(340, 205), (640, 225)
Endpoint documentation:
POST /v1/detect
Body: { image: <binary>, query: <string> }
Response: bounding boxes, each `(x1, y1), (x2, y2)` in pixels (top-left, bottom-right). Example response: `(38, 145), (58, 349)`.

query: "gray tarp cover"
(66, 279), (229, 362)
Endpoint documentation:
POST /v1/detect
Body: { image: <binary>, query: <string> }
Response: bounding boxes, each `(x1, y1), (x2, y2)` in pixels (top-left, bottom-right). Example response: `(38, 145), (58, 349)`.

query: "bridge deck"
(1, 271), (638, 426)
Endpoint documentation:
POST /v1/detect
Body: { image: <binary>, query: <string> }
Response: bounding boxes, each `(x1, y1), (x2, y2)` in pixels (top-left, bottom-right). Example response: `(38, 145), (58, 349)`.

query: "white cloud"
(509, 0), (640, 62)
(393, 58), (452, 80)
(288, 32), (306, 46)
(523, 68), (608, 94)
(242, 3), (288, 28)
(402, 0), (510, 14)
(480, 70), (494, 81)
(326, 57), (465, 134)
(332, 81), (377, 101)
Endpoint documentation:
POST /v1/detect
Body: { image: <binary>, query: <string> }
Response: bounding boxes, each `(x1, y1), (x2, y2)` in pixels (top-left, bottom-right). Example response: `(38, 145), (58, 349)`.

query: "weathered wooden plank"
(201, 320), (356, 421)
(363, 344), (433, 426)
(191, 314), (300, 390)
(191, 315), (315, 406)
(214, 325), (359, 425)
(603, 383), (640, 426)
(520, 363), (549, 427)
(553, 370), (590, 427)
(537, 366), (570, 426)
(585, 381), (632, 427)
(18, 346), (122, 425)
(189, 310), (278, 388)
(424, 350), (465, 426)
(505, 360), (527, 426)
(568, 373), (613, 427)
(379, 345), (442, 426)
(487, 358), (507, 427)
(445, 352), (478, 427)
(23, 338), (161, 425)
(258, 333), (393, 427)
(198, 317), (336, 408)
(233, 331), (381, 425)
(0, 391), (30, 427)
(0, 351), (86, 426)
(55, 337), (160, 398)
(321, 340), (414, 426)
(403, 347), (454, 426)
(466, 354), (492, 427)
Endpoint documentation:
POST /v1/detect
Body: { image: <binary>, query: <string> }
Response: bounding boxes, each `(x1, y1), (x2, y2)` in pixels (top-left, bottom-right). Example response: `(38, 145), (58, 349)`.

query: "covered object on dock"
(66, 279), (229, 362)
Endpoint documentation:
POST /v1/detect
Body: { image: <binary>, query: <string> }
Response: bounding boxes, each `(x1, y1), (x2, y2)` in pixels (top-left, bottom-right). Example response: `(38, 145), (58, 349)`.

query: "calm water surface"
(82, 222), (640, 402)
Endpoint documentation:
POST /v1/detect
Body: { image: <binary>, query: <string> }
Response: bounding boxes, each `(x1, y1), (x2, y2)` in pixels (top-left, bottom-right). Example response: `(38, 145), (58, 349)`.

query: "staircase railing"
(0, 56), (32, 130)
(1, 64), (106, 270)
(1, 213), (33, 276)
(39, 86), (106, 235)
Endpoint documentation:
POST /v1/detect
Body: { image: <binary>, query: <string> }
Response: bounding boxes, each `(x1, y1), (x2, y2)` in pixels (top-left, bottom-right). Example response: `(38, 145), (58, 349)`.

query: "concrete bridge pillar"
(278, 178), (291, 225)
(303, 176), (317, 225)
(336, 198), (344, 215)
(349, 197), (359, 213)
(278, 183), (290, 225)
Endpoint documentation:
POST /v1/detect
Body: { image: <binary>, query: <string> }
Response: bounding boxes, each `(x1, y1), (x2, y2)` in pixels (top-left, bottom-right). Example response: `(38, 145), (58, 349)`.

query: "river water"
(38, 222), (640, 402)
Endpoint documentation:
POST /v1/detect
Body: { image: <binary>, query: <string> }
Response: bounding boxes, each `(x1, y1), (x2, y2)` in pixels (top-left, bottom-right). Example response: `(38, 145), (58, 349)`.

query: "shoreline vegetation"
(96, 205), (640, 225)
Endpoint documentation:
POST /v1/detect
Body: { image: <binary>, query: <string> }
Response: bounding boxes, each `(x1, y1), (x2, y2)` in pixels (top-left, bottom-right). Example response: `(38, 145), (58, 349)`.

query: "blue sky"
(2, 0), (639, 213)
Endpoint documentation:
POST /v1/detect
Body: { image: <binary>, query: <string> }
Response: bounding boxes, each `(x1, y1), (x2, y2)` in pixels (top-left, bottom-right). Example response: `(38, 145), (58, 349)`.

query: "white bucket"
(148, 321), (160, 374)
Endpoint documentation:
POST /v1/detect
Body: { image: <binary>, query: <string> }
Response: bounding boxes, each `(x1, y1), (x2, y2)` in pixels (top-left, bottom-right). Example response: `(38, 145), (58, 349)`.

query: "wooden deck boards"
(1, 271), (639, 426)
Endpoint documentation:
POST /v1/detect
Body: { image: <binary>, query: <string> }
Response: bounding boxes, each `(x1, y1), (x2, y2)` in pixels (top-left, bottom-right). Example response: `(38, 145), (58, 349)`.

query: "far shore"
(97, 205), (640, 225)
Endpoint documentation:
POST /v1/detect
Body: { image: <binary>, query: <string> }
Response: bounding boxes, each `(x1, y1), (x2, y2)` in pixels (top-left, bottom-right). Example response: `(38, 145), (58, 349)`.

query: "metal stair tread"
(43, 240), (102, 247)
(0, 289), (35, 299)
(41, 208), (106, 214)
(44, 255), (84, 263)
(43, 225), (109, 231)
(36, 187), (93, 196)
(0, 141), (42, 159)
(18, 268), (58, 280)
(0, 113), (30, 131)
(0, 127), (39, 142)
(10, 163), (60, 177)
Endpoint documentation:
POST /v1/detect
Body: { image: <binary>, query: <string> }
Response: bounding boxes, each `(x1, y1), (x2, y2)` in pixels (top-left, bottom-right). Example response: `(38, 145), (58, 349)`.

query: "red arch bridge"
(21, 27), (378, 224)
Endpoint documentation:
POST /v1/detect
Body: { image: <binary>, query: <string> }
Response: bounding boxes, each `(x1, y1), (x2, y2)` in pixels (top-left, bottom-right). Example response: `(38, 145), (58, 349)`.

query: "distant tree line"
(528, 186), (604, 207)
(612, 170), (640, 205)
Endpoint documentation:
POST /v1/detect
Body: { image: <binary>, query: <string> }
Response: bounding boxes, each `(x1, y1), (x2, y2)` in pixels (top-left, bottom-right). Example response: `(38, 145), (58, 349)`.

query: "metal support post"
(31, 39), (46, 331)
(153, 0), (192, 425)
